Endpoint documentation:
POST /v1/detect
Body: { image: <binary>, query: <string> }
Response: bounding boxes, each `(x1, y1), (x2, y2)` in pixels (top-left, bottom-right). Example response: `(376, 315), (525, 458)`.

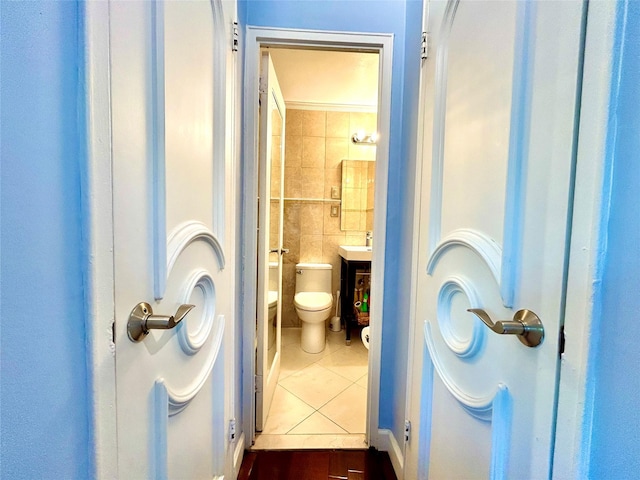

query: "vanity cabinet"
(339, 257), (371, 345)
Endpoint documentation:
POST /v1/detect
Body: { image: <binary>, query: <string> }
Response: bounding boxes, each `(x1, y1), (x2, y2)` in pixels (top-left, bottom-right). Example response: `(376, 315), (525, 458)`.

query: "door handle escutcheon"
(127, 302), (195, 343)
(467, 308), (544, 347)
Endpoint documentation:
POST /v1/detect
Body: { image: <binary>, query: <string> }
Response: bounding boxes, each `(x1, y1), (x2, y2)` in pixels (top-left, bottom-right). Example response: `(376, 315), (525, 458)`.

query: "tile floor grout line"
(314, 410), (351, 435)
(288, 410), (351, 436)
(315, 363), (367, 384)
(283, 407), (316, 435)
(277, 364), (357, 400)
(258, 327), (369, 446)
(280, 375), (366, 415)
(276, 382), (325, 411)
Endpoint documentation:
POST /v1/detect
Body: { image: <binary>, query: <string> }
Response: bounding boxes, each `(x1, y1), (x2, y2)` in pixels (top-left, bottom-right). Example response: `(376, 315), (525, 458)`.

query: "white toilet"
(294, 263), (333, 353)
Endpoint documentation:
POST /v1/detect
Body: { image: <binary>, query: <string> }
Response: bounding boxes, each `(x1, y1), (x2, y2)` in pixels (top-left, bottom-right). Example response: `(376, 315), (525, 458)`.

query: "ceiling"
(268, 48), (379, 111)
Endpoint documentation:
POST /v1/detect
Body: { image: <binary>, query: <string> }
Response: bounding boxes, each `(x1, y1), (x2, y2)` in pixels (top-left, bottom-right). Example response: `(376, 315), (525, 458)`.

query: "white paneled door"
(405, 1), (585, 478)
(110, 1), (235, 478)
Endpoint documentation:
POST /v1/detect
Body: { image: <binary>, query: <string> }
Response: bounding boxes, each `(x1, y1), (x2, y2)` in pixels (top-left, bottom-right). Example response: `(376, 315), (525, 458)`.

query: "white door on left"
(109, 1), (235, 478)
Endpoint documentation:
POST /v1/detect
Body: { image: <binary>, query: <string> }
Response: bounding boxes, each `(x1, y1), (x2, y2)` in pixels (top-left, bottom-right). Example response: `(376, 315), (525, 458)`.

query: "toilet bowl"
(361, 326), (370, 350)
(294, 263), (333, 353)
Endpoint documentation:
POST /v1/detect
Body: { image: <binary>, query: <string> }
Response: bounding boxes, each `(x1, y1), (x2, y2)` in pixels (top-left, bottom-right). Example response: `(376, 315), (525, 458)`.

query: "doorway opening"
(258, 46), (378, 448)
(242, 28), (393, 451)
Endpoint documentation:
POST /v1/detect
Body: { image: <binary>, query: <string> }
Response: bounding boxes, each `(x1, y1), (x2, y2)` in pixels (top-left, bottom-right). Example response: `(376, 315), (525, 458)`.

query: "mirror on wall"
(340, 160), (375, 231)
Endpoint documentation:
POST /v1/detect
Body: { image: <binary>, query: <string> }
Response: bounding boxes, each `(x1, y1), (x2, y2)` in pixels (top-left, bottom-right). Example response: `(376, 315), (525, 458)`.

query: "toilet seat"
(294, 292), (332, 311)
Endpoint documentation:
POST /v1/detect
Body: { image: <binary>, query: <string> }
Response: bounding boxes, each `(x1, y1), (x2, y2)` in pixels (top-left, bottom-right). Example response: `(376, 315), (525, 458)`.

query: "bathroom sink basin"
(338, 245), (372, 262)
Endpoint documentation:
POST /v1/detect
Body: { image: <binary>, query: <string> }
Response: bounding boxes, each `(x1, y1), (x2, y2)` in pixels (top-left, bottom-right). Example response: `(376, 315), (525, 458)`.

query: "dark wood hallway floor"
(238, 449), (397, 480)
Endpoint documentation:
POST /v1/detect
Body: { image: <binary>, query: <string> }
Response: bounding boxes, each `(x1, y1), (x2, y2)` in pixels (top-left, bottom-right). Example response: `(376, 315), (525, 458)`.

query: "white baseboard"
(233, 432), (246, 478)
(377, 428), (404, 479)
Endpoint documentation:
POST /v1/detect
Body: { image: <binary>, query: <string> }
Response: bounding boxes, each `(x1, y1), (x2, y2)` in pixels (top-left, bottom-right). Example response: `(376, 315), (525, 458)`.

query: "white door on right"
(406, 1), (585, 478)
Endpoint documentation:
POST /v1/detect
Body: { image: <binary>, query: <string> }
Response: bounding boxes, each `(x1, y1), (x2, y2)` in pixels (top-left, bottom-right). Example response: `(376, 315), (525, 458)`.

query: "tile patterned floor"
(254, 327), (369, 450)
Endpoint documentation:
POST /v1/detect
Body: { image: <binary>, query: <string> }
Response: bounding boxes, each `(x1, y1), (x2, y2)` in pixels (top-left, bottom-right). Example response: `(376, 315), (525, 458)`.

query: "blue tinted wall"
(1, 1), (90, 477)
(589, 1), (640, 477)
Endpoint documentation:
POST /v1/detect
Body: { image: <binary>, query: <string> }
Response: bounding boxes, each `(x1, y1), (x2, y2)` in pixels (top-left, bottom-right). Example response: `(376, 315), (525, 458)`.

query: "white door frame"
(81, 2), (118, 477)
(403, 1), (619, 478)
(401, 2), (431, 477)
(81, 0), (240, 477)
(241, 26), (393, 448)
(552, 1), (619, 476)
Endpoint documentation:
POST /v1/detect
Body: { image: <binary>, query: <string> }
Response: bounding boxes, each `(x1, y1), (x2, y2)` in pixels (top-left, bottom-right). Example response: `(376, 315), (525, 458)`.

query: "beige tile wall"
(281, 109), (377, 327)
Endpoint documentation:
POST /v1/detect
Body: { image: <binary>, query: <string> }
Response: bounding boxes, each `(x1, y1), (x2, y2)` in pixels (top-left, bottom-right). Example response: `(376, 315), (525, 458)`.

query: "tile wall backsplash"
(281, 109), (377, 327)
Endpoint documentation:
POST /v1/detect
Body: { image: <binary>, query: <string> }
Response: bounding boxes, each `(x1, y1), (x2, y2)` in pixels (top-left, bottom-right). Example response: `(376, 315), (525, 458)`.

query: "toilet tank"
(295, 263), (332, 293)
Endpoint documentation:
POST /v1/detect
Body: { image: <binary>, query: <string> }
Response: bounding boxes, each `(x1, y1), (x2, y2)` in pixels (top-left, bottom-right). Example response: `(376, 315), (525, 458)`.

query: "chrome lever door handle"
(467, 308), (544, 347)
(127, 302), (195, 343)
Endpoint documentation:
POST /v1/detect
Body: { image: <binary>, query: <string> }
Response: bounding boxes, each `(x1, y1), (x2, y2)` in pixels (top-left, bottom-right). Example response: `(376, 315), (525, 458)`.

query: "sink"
(338, 245), (372, 262)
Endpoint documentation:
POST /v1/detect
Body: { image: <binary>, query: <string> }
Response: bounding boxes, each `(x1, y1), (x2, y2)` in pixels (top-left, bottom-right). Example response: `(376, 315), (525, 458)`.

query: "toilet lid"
(294, 292), (332, 311)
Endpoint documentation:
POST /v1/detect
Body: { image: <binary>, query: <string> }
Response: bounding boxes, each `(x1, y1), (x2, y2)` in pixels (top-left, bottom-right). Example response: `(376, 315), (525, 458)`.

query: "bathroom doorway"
(242, 28), (393, 451)
(258, 46), (378, 449)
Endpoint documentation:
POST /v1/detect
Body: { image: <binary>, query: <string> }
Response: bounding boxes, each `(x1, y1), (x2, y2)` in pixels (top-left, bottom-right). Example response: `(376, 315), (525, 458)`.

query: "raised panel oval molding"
(155, 220), (226, 300)
(427, 228), (502, 296)
(423, 320), (512, 478)
(157, 313), (225, 417)
(427, 228), (515, 308)
(437, 275), (485, 358)
(424, 320), (496, 421)
(177, 269), (217, 356)
(167, 221), (226, 275)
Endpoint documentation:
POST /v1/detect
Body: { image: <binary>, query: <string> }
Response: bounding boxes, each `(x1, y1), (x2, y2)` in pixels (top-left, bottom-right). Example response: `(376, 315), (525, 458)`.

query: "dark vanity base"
(340, 257), (371, 345)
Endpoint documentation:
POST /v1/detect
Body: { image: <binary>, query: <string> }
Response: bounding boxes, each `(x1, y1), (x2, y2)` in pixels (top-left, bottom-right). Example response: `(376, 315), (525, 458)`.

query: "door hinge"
(232, 21), (239, 52)
(559, 325), (566, 356)
(229, 418), (237, 442)
(255, 374), (262, 393)
(259, 74), (267, 96)
(404, 419), (411, 443)
(421, 31), (429, 60)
